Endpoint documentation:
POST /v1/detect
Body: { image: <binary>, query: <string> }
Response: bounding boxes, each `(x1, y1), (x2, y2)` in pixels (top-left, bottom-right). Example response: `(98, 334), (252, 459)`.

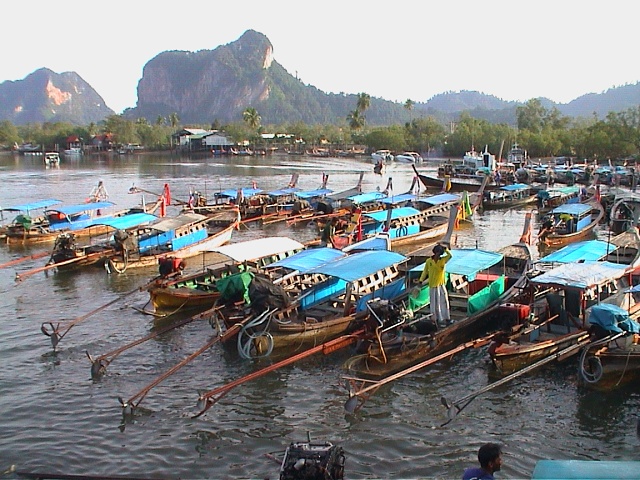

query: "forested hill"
(1, 30), (639, 126)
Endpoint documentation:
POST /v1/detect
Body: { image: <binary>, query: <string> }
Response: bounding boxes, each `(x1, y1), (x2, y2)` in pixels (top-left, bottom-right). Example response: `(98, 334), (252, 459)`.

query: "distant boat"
(371, 150), (394, 163)
(395, 152), (423, 163)
(44, 152), (60, 167)
(63, 147), (83, 156)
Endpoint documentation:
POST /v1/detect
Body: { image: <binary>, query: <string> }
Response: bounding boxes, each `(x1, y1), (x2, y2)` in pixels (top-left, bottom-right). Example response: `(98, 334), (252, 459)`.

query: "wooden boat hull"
(582, 346), (640, 390)
(5, 224), (114, 245)
(107, 223), (236, 272)
(482, 194), (538, 211)
(541, 200), (605, 248)
(344, 240), (534, 379)
(491, 331), (589, 376)
(420, 174), (501, 193)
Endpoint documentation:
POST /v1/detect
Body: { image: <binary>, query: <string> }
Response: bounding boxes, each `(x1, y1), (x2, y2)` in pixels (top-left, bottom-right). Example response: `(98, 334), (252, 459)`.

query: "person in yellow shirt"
(419, 243), (453, 327)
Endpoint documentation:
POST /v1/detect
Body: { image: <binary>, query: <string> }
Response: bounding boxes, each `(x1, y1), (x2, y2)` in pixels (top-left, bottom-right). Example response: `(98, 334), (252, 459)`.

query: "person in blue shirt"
(462, 443), (503, 480)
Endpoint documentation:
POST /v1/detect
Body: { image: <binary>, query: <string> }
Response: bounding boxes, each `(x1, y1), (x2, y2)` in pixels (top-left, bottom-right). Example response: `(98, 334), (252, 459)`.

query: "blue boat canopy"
(347, 191), (387, 204)
(307, 250), (406, 282)
(415, 193), (459, 206)
(364, 206), (421, 222)
(537, 240), (614, 264)
(46, 201), (115, 215)
(550, 202), (592, 215)
(266, 247), (346, 273)
(268, 187), (300, 196)
(500, 183), (530, 191)
(218, 187), (264, 198)
(381, 193), (416, 205)
(410, 248), (504, 278)
(89, 212), (158, 230)
(1, 199), (61, 212)
(295, 188), (334, 199)
(532, 460), (640, 479)
(530, 261), (628, 289)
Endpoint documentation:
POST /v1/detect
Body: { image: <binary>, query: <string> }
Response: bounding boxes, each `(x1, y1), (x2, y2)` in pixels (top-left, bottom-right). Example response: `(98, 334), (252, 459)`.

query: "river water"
(0, 152), (638, 480)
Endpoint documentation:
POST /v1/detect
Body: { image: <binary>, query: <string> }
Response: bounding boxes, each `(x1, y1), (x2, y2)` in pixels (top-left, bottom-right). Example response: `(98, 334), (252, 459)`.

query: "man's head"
(432, 244), (445, 258)
(478, 443), (502, 473)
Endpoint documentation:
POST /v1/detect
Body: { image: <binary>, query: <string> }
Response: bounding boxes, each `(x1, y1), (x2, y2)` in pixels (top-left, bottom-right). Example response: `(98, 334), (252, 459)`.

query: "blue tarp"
(500, 183), (530, 191)
(551, 202), (592, 215)
(588, 303), (640, 334)
(295, 188), (334, 199)
(46, 201), (115, 215)
(530, 261), (628, 289)
(533, 460), (640, 479)
(307, 250), (406, 282)
(381, 193), (416, 204)
(346, 191), (387, 204)
(410, 248), (504, 280)
(364, 206), (421, 222)
(266, 248), (346, 273)
(1, 199), (61, 212)
(89, 212), (158, 230)
(217, 187), (264, 198)
(415, 193), (460, 206)
(268, 187), (300, 196)
(537, 240), (615, 264)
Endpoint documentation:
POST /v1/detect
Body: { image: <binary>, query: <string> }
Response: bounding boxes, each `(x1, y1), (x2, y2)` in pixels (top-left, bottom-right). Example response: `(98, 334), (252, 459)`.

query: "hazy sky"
(3, 0), (638, 114)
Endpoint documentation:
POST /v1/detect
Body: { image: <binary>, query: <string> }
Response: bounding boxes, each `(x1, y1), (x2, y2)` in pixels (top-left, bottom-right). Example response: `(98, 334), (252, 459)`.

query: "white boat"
(63, 147), (83, 156)
(44, 152), (60, 167)
(462, 145), (496, 171)
(371, 150), (394, 163)
(394, 152), (423, 163)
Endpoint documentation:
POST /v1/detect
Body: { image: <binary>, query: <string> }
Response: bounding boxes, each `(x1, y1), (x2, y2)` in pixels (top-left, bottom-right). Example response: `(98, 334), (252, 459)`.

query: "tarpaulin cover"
(499, 183), (530, 191)
(587, 303), (640, 334)
(355, 277), (406, 312)
(363, 207), (421, 222)
(268, 187), (300, 196)
(467, 276), (505, 314)
(46, 201), (114, 215)
(530, 261), (628, 289)
(381, 193), (416, 204)
(266, 247), (346, 273)
(295, 188), (333, 199)
(537, 240), (614, 264)
(307, 250), (406, 282)
(216, 270), (255, 304)
(551, 202), (592, 215)
(218, 188), (264, 198)
(1, 199), (61, 212)
(415, 193), (460, 206)
(347, 191), (387, 204)
(89, 212), (158, 230)
(410, 249), (503, 280)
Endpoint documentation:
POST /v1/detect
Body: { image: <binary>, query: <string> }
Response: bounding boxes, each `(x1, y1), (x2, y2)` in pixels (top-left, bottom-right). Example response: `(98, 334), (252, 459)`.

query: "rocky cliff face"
(134, 30), (276, 123)
(0, 68), (114, 125)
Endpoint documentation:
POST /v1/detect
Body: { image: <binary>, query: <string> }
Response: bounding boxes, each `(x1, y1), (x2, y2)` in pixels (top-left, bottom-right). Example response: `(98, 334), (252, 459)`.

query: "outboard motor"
(113, 229), (136, 255)
(279, 441), (345, 480)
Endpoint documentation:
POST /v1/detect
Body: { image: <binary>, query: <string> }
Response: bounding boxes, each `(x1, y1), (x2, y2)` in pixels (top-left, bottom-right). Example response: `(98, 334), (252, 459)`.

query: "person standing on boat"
(320, 217), (338, 248)
(462, 443), (503, 480)
(419, 243), (452, 327)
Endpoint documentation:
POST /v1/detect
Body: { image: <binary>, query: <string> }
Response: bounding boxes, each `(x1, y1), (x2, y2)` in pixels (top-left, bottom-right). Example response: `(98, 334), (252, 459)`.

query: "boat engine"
(113, 229), (136, 255)
(279, 441), (345, 480)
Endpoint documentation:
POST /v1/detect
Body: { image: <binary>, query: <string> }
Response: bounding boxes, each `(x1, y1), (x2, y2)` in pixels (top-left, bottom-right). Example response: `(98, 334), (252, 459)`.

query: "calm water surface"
(0, 152), (638, 479)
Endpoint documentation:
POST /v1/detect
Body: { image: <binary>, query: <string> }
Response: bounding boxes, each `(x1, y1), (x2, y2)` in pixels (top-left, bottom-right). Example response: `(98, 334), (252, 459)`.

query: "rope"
(237, 309), (275, 359)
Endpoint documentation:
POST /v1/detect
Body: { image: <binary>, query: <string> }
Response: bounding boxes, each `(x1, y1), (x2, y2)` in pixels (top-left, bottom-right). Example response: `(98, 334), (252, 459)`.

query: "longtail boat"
(488, 228), (640, 376)
(146, 236), (305, 312)
(212, 249), (408, 358)
(482, 183), (538, 210)
(342, 216), (534, 380)
(0, 198), (61, 239)
(538, 199), (605, 248)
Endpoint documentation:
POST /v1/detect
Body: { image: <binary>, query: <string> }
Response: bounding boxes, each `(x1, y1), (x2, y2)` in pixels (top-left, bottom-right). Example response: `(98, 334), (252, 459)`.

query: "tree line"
(1, 98), (640, 162)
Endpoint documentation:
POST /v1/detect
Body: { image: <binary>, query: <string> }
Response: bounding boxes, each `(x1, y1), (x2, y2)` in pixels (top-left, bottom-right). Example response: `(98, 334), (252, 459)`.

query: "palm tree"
(356, 93), (371, 113)
(404, 99), (415, 121)
(169, 113), (180, 128)
(347, 110), (365, 131)
(243, 107), (261, 130)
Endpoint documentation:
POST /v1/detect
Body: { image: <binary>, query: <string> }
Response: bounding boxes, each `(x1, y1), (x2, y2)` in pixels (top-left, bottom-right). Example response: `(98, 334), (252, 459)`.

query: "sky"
(3, 0), (639, 114)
